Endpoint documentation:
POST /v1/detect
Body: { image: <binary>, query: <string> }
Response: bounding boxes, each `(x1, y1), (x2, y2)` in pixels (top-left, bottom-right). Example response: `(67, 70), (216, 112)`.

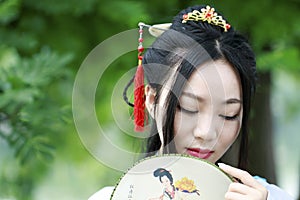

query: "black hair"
(123, 5), (256, 170)
(153, 168), (174, 184)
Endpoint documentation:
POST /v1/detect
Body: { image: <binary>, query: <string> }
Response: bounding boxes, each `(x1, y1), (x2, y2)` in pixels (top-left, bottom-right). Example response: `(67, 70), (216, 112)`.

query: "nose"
(193, 114), (217, 141)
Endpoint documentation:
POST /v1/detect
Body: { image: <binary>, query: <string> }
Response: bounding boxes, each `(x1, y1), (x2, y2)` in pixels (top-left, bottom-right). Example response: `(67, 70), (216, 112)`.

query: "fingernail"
(217, 163), (227, 168)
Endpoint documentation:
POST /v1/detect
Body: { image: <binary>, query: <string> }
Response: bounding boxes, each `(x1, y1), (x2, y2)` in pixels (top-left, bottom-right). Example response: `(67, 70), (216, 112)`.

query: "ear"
(145, 85), (156, 118)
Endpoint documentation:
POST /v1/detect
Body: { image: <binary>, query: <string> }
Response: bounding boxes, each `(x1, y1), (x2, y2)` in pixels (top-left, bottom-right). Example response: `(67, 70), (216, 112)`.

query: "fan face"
(111, 155), (232, 200)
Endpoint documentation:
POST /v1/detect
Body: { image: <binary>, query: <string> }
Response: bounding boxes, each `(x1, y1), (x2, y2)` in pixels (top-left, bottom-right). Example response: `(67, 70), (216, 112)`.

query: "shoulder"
(88, 186), (114, 200)
(253, 176), (295, 200)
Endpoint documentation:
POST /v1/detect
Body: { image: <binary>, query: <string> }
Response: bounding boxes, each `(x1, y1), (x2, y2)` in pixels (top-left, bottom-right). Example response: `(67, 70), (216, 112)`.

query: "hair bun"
(153, 168), (167, 177)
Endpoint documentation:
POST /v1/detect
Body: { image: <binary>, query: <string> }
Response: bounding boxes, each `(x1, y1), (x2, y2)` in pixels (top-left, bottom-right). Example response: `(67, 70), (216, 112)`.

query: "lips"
(186, 148), (214, 159)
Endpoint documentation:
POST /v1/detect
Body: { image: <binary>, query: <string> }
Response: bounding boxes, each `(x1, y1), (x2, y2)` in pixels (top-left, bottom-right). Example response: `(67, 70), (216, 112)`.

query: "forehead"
(184, 60), (241, 99)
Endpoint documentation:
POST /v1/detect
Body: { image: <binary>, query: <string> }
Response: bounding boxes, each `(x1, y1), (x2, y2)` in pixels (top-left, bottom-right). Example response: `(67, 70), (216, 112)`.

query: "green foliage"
(0, 46), (72, 164)
(0, 46), (73, 198)
(257, 47), (300, 72)
(98, 1), (150, 27)
(24, 0), (98, 16)
(0, 0), (21, 25)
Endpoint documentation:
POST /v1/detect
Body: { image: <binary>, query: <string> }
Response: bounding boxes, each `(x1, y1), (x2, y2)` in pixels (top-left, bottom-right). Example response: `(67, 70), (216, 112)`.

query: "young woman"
(149, 168), (176, 200)
(89, 5), (293, 200)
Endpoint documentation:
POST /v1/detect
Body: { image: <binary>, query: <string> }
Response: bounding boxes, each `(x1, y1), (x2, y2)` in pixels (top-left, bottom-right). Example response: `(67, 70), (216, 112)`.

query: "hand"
(218, 163), (268, 200)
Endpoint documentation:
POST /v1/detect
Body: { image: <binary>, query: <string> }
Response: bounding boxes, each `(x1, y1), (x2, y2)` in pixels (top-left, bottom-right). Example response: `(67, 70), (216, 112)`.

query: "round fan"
(111, 154), (232, 200)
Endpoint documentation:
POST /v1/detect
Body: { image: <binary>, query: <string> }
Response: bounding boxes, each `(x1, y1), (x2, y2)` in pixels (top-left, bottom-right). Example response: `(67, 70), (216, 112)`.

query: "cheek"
(173, 112), (194, 136)
(173, 112), (193, 149)
(218, 120), (241, 150)
(173, 113), (182, 147)
(221, 109), (243, 144)
(173, 112), (181, 135)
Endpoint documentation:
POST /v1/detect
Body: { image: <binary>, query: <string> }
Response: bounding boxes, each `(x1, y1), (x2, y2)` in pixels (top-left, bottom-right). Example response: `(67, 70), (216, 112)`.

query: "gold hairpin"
(182, 5), (231, 32)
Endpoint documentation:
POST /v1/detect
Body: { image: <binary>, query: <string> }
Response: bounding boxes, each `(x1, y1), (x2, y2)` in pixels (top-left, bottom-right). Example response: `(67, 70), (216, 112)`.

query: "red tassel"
(134, 62), (145, 132)
(134, 23), (146, 132)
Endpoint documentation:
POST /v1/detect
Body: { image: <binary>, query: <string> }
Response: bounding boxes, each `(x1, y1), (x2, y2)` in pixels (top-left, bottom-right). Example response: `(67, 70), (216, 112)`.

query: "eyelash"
(177, 105), (239, 120)
(177, 105), (198, 114)
(219, 114), (239, 121)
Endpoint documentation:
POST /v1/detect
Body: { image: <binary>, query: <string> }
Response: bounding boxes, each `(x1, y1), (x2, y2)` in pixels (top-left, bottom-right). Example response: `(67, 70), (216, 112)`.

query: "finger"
(228, 183), (268, 200)
(228, 182), (254, 195)
(225, 191), (248, 200)
(218, 163), (263, 189)
(228, 182), (267, 197)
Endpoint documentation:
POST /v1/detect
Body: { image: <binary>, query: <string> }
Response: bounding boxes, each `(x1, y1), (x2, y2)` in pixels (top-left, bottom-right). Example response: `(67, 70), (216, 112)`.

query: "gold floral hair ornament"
(182, 5), (231, 32)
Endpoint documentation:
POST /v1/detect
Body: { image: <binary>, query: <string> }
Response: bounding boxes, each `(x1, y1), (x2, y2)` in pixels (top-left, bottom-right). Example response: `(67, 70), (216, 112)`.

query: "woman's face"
(173, 60), (243, 163)
(161, 175), (172, 188)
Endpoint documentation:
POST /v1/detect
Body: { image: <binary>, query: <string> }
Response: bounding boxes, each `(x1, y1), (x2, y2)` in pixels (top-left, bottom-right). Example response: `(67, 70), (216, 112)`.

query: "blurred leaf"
(0, 48), (73, 167)
(0, 29), (39, 53)
(0, 45), (19, 68)
(24, 0), (98, 16)
(0, 0), (21, 25)
(257, 47), (300, 72)
(98, 1), (150, 27)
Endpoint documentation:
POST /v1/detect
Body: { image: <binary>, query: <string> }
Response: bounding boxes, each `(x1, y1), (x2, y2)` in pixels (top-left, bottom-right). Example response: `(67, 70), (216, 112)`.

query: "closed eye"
(219, 114), (239, 121)
(177, 105), (198, 115)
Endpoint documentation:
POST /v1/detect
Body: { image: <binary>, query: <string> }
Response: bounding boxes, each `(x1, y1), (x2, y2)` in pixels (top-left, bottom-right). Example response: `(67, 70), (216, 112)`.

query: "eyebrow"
(181, 91), (242, 104)
(181, 92), (204, 102)
(225, 98), (242, 104)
